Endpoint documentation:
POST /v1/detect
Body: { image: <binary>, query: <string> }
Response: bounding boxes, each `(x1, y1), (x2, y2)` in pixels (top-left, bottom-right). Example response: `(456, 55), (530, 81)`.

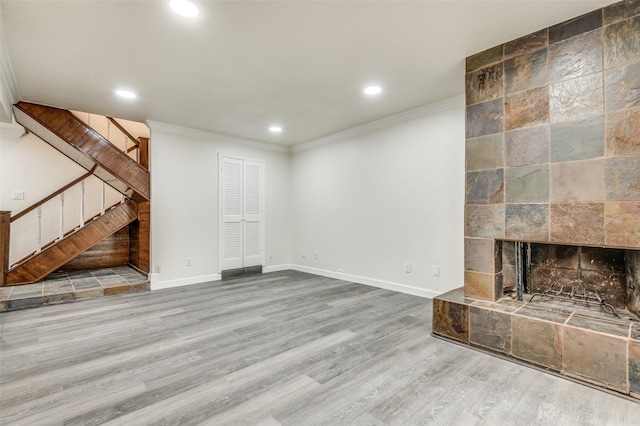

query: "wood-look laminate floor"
(1, 270), (638, 425)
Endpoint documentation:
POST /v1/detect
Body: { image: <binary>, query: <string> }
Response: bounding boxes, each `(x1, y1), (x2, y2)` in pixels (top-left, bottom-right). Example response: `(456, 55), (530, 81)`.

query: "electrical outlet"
(405, 262), (411, 273)
(302, 249), (306, 258)
(432, 266), (440, 277)
(314, 251), (319, 259)
(154, 266), (161, 273)
(186, 257), (192, 266)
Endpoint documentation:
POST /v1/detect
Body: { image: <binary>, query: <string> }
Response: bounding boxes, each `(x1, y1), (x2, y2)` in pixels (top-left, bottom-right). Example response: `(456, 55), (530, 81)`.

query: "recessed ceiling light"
(364, 86), (382, 95)
(269, 126), (283, 133)
(115, 89), (137, 99)
(170, 0), (199, 17)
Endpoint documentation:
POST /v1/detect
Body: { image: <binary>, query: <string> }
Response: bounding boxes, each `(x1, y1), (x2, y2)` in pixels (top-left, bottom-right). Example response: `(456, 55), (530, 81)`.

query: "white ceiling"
(1, 0), (614, 147)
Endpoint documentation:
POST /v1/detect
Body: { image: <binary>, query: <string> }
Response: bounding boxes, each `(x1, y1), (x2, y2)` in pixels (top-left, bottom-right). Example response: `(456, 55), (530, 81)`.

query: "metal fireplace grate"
(529, 284), (620, 318)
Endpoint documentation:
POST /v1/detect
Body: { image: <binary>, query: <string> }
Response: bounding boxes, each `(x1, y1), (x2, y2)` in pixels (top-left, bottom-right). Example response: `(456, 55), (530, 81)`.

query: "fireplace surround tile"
(505, 165), (549, 203)
(549, 202), (604, 245)
(550, 116), (604, 162)
(605, 201), (640, 247)
(466, 63), (503, 106)
(464, 270), (497, 301)
(466, 44), (503, 73)
(505, 47), (548, 94)
(466, 169), (504, 204)
(632, 323), (640, 341)
(433, 297), (469, 343)
(604, 15), (640, 69)
(505, 204), (549, 241)
(473, 298), (523, 313)
(604, 61), (640, 113)
(630, 340), (640, 394)
(549, 9), (603, 44)
(604, 0), (640, 24)
(605, 155), (640, 201)
(504, 87), (549, 131)
(550, 73), (604, 122)
(464, 238), (496, 274)
(513, 304), (573, 324)
(550, 159), (604, 202)
(567, 314), (631, 337)
(505, 28), (548, 59)
(605, 108), (640, 157)
(466, 133), (504, 171)
(563, 327), (628, 392)
(549, 29), (602, 84)
(512, 315), (563, 370)
(505, 125), (550, 167)
(465, 204), (505, 239)
(470, 306), (511, 352)
(466, 98), (504, 138)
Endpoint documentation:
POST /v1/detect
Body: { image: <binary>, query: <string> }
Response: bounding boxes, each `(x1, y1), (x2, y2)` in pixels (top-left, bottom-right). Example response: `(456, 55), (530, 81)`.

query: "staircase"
(13, 102), (149, 201)
(1, 103), (150, 286)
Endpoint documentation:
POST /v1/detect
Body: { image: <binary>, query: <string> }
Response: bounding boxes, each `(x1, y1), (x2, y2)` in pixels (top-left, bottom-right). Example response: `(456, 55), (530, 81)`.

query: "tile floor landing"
(0, 266), (149, 312)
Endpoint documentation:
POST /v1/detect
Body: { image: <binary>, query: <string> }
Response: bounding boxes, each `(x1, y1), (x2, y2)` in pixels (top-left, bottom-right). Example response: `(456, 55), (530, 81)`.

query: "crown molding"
(291, 94), (464, 153)
(146, 120), (291, 154)
(146, 94), (464, 155)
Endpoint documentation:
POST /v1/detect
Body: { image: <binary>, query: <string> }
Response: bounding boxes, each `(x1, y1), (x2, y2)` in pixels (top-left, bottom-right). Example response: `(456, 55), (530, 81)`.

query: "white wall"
(3, 99), (465, 299)
(148, 123), (292, 289)
(290, 100), (465, 297)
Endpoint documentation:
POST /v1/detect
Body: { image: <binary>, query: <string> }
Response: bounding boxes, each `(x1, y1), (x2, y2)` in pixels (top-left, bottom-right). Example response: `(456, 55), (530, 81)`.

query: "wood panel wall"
(1, 211), (10, 286)
(129, 201), (150, 274)
(58, 228), (130, 272)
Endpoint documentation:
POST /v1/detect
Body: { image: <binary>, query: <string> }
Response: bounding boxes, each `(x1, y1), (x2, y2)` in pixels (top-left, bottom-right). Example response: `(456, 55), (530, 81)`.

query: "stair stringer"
(6, 201), (139, 285)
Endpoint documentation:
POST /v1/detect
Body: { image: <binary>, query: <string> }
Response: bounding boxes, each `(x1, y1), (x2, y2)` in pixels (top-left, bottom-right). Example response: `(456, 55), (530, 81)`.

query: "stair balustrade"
(8, 174), (123, 269)
(71, 111), (148, 168)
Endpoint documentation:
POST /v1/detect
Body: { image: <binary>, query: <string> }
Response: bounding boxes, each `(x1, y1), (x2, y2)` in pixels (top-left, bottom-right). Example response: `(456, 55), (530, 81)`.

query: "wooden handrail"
(107, 117), (140, 149)
(10, 166), (96, 222)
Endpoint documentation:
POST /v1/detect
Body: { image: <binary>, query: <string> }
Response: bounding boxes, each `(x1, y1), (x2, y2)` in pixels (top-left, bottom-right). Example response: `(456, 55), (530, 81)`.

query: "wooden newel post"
(138, 137), (149, 170)
(0, 211), (11, 287)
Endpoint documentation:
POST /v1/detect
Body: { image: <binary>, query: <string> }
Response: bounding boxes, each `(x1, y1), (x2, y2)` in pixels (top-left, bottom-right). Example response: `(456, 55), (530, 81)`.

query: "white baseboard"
(149, 264), (441, 299)
(150, 273), (221, 290)
(290, 264), (440, 299)
(263, 264), (294, 273)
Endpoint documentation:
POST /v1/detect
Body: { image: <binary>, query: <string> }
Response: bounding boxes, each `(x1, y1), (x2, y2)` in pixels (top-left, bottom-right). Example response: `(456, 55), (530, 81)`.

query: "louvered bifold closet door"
(221, 157), (244, 271)
(242, 160), (264, 267)
(220, 156), (264, 272)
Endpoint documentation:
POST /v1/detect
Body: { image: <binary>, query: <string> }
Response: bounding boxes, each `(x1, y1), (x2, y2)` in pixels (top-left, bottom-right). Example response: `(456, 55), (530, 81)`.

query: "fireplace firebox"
(501, 241), (640, 319)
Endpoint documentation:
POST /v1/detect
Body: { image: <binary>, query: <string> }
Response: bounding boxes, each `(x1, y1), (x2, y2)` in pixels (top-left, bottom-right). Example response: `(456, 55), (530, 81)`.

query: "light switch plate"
(12, 191), (24, 200)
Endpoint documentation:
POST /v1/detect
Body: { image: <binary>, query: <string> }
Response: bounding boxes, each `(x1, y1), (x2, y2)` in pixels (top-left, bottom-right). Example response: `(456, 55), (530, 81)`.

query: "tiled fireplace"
(433, 0), (640, 399)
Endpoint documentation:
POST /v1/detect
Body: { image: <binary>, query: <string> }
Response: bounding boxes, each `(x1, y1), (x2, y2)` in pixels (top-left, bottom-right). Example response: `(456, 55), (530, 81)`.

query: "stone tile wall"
(464, 0), (640, 301)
